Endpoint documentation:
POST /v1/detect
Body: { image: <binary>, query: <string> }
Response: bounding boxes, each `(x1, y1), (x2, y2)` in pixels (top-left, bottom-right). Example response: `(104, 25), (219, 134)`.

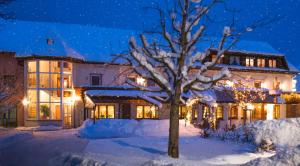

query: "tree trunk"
(168, 87), (181, 158)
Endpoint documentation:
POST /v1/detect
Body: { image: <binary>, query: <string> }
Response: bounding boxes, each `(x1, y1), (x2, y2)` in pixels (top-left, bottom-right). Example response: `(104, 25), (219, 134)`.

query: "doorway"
(63, 104), (72, 127)
(121, 104), (131, 119)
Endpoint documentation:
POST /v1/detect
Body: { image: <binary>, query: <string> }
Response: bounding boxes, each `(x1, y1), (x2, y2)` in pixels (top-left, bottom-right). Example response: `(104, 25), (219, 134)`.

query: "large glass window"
(26, 60), (73, 121)
(136, 105), (157, 119)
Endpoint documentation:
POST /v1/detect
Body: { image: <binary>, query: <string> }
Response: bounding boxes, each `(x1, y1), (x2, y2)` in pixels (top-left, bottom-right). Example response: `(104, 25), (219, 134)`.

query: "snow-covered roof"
(86, 89), (167, 108)
(0, 20), (138, 62)
(86, 89), (167, 98)
(215, 64), (299, 73)
(0, 20), (285, 63)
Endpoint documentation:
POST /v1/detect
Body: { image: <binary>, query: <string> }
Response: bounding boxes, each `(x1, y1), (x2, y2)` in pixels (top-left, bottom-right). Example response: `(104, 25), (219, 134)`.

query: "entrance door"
(64, 104), (72, 127)
(121, 104), (131, 119)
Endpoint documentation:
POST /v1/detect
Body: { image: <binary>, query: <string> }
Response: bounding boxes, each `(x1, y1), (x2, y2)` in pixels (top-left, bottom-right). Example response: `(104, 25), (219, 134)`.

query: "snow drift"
(215, 118), (300, 148)
(243, 145), (300, 166)
(78, 119), (200, 139)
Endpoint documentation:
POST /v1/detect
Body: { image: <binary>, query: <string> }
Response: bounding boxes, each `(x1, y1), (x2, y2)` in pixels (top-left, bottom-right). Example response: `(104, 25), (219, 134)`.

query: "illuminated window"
(229, 105), (238, 119)
(28, 73), (37, 88)
(194, 110), (198, 119)
(257, 59), (265, 67)
(246, 57), (254, 67)
(27, 104), (37, 119)
(28, 61), (36, 72)
(39, 60), (50, 73)
(269, 59), (276, 68)
(216, 106), (223, 120)
(273, 105), (280, 119)
(202, 106), (209, 119)
(50, 74), (60, 88)
(254, 80), (262, 88)
(50, 61), (60, 73)
(27, 90), (37, 103)
(90, 74), (102, 86)
(136, 105), (157, 119)
(63, 75), (72, 88)
(95, 105), (115, 119)
(179, 106), (188, 119)
(252, 105), (263, 120)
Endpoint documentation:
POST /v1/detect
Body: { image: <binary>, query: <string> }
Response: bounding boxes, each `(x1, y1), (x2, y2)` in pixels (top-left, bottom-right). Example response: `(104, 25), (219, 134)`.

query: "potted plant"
(40, 104), (50, 120)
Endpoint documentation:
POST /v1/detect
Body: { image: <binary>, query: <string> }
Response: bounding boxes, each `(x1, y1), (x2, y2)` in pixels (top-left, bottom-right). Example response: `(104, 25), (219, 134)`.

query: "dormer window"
(245, 57), (254, 67)
(46, 38), (54, 45)
(269, 59), (276, 68)
(257, 59), (265, 67)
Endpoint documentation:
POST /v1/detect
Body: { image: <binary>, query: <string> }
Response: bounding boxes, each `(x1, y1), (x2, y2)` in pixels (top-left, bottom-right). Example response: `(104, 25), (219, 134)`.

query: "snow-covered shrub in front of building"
(78, 119), (200, 139)
(213, 118), (300, 149)
(242, 145), (300, 166)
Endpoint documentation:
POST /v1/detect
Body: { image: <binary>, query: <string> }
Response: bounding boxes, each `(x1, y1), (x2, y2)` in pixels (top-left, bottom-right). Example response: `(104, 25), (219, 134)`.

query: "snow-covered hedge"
(78, 119), (200, 139)
(243, 145), (300, 166)
(213, 118), (300, 148)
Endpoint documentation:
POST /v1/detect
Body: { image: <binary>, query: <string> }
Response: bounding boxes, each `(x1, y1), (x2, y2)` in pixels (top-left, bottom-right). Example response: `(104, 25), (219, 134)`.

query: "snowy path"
(0, 129), (88, 166)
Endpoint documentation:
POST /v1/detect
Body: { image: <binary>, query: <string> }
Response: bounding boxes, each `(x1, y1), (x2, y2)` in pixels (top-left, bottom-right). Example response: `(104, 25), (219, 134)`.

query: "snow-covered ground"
(73, 119), (274, 165)
(1, 119), (299, 166)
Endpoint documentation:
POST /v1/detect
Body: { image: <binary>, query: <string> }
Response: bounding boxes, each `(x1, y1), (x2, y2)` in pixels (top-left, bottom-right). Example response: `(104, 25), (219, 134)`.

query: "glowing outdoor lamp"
(136, 76), (146, 86)
(22, 98), (30, 105)
(226, 80), (234, 87)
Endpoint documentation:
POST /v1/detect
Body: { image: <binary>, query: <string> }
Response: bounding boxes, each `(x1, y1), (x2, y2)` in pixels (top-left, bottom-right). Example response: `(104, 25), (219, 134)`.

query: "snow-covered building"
(0, 20), (299, 128)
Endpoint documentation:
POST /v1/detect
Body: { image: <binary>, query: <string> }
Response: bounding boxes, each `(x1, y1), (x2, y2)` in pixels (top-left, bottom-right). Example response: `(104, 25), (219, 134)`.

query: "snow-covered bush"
(49, 153), (107, 166)
(243, 145), (300, 166)
(212, 118), (300, 149)
(79, 119), (200, 139)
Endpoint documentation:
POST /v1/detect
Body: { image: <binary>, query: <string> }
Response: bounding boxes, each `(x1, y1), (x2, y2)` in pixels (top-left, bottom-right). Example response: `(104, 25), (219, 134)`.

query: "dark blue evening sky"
(3, 0), (300, 67)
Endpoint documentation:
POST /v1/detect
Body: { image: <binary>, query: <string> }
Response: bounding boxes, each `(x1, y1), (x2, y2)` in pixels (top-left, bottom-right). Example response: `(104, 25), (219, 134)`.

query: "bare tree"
(118, 0), (273, 158)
